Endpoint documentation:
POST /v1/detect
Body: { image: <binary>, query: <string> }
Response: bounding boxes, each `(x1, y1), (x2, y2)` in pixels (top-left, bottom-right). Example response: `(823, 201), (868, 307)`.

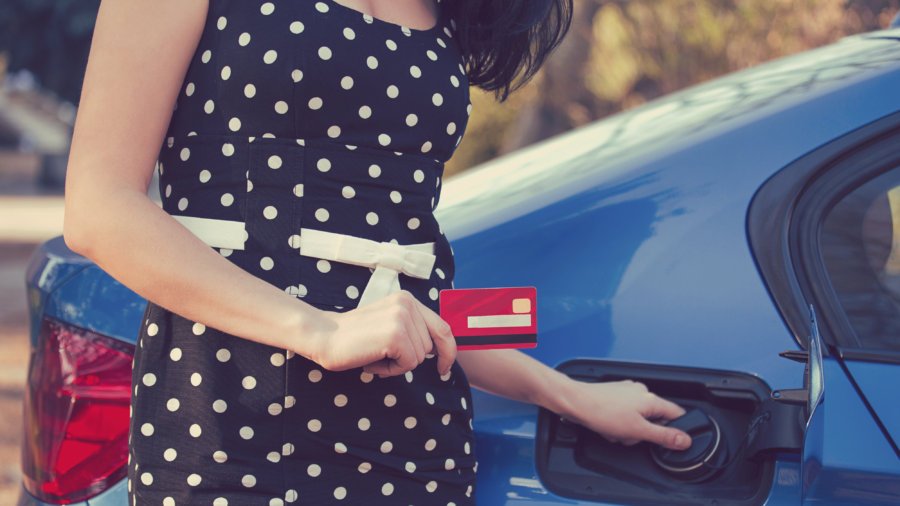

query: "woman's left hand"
(557, 378), (693, 451)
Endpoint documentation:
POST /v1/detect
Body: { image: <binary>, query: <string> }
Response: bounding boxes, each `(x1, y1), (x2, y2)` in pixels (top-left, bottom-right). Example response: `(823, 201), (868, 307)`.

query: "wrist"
(535, 368), (582, 420)
(283, 303), (337, 365)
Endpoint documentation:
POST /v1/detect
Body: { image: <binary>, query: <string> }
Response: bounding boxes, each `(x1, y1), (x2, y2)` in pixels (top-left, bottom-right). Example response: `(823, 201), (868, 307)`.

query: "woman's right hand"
(302, 290), (457, 378)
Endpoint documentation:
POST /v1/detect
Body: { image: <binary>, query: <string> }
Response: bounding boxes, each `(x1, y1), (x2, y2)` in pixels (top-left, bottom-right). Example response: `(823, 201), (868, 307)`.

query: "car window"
(820, 167), (900, 351)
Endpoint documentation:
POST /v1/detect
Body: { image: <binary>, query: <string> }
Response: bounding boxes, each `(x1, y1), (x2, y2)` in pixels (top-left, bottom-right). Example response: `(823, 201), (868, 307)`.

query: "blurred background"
(0, 0), (897, 501)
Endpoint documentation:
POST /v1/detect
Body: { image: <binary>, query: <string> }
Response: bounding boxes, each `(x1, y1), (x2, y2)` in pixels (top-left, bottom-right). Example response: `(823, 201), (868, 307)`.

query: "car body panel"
(434, 34), (900, 504)
(801, 357), (900, 504)
(841, 359), (900, 451)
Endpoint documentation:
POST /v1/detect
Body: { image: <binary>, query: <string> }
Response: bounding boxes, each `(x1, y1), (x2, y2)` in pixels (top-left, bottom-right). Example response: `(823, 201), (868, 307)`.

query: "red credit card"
(438, 286), (537, 350)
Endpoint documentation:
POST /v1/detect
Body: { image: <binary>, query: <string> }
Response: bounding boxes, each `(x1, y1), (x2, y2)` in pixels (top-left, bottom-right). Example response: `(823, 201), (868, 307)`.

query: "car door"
(748, 110), (900, 504)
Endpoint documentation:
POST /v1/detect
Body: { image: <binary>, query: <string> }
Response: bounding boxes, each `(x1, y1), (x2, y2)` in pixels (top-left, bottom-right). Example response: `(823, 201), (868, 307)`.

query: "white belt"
(298, 227), (436, 307)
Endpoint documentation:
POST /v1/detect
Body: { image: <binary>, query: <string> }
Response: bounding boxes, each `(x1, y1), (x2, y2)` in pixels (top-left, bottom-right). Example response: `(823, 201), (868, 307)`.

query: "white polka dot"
(335, 442), (348, 453)
(202, 49), (212, 62)
(318, 46), (332, 60)
(360, 371), (374, 383)
(315, 2), (329, 13)
(214, 498), (228, 506)
(447, 122), (457, 134)
(263, 49), (278, 64)
(334, 486), (347, 500)
(239, 32), (251, 46)
(268, 155), (283, 169)
(242, 474), (256, 488)
(142, 373), (156, 387)
(404, 416), (417, 429)
(464, 441), (471, 454)
(367, 55), (378, 68)
(177, 197), (188, 211)
(358, 461), (372, 473)
(267, 451), (280, 463)
(166, 398), (180, 411)
(381, 482), (394, 496)
(445, 458), (456, 470)
(386, 85), (399, 98)
(170, 347), (182, 361)
(268, 402), (283, 415)
(192, 322), (206, 335)
(147, 323), (159, 336)
(426, 49), (438, 60)
(315, 208), (330, 221)
(408, 217), (421, 230)
(189, 423), (202, 437)
(378, 133), (391, 146)
(290, 21), (304, 33)
(270, 352), (285, 366)
(260, 256), (274, 270)
(191, 372), (202, 386)
(307, 419), (322, 432)
(222, 143), (235, 156)
(282, 442), (295, 456)
(405, 461), (416, 472)
(240, 426), (254, 439)
(221, 65), (232, 80)
(293, 184), (304, 197)
(341, 76), (354, 89)
(359, 105), (372, 119)
(216, 348), (231, 362)
(334, 393), (348, 407)
(187, 473), (201, 486)
(327, 125), (341, 138)
(343, 27), (355, 39)
(275, 101), (289, 114)
(413, 169), (425, 183)
(380, 440), (393, 453)
(260, 2), (274, 14)
(462, 396), (468, 409)
(199, 169), (212, 183)
(242, 376), (257, 389)
(164, 448), (177, 461)
(221, 193), (235, 206)
(317, 259), (331, 273)
(141, 472), (153, 485)
(369, 164), (381, 177)
(213, 399), (228, 413)
(292, 68), (303, 82)
(421, 141), (432, 153)
(432, 93), (444, 106)
(141, 422), (154, 436)
(285, 395), (296, 408)
(425, 438), (437, 451)
(406, 113), (418, 127)
(358, 417), (371, 430)
(366, 212), (379, 225)
(346, 285), (359, 299)
(451, 75), (460, 87)
(404, 371), (414, 383)
(429, 287), (439, 300)
(410, 65), (422, 78)
(341, 185), (356, 198)
(386, 39), (397, 50)
(436, 268), (445, 279)
(217, 16), (227, 30)
(308, 97), (323, 109)
(317, 157), (331, 171)
(426, 480), (438, 492)
(307, 464), (321, 477)
(263, 205), (278, 219)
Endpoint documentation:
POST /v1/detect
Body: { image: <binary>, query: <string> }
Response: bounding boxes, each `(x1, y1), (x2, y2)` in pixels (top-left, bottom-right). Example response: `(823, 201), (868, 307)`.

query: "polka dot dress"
(127, 0), (476, 504)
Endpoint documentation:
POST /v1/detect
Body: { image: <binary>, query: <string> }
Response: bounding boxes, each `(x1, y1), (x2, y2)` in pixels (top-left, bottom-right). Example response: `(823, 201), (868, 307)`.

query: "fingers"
(405, 298), (432, 362)
(639, 418), (692, 451)
(642, 393), (687, 421)
(410, 296), (456, 374)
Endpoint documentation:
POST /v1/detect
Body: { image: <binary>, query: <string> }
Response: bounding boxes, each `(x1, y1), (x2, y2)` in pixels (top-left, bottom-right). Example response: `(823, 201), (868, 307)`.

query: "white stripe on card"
(467, 314), (531, 329)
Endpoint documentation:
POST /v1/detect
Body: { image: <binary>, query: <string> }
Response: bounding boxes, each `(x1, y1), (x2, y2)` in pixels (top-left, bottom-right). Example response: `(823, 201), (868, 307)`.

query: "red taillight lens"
(21, 316), (135, 504)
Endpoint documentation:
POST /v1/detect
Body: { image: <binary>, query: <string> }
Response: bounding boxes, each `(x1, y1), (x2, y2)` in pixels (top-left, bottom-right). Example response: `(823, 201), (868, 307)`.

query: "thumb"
(639, 418), (692, 451)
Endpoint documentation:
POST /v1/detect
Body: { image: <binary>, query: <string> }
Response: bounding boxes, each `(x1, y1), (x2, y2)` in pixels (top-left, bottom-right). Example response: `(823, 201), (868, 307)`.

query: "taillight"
(21, 316), (135, 504)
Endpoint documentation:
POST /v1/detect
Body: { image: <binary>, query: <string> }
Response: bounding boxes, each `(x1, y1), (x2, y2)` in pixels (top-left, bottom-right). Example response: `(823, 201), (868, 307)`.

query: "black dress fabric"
(126, 0), (476, 504)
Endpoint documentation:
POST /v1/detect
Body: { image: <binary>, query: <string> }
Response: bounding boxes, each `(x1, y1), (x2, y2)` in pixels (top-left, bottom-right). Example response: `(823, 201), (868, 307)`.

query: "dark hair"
(445, 0), (575, 102)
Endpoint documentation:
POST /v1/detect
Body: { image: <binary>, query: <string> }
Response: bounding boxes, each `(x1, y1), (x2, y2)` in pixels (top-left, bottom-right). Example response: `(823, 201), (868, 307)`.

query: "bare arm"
(63, 0), (328, 358)
(456, 349), (695, 450)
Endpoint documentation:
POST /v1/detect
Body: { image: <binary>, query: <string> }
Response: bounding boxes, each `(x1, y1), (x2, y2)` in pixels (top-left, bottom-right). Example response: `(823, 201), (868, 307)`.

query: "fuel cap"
(649, 407), (729, 482)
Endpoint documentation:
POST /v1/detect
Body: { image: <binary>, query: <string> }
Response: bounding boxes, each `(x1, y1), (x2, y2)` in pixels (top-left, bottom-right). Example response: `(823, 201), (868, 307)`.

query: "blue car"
(19, 25), (900, 506)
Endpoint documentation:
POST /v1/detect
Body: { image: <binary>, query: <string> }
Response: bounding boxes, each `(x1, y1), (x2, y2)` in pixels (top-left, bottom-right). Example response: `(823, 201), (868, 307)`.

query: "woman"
(63, 0), (693, 504)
